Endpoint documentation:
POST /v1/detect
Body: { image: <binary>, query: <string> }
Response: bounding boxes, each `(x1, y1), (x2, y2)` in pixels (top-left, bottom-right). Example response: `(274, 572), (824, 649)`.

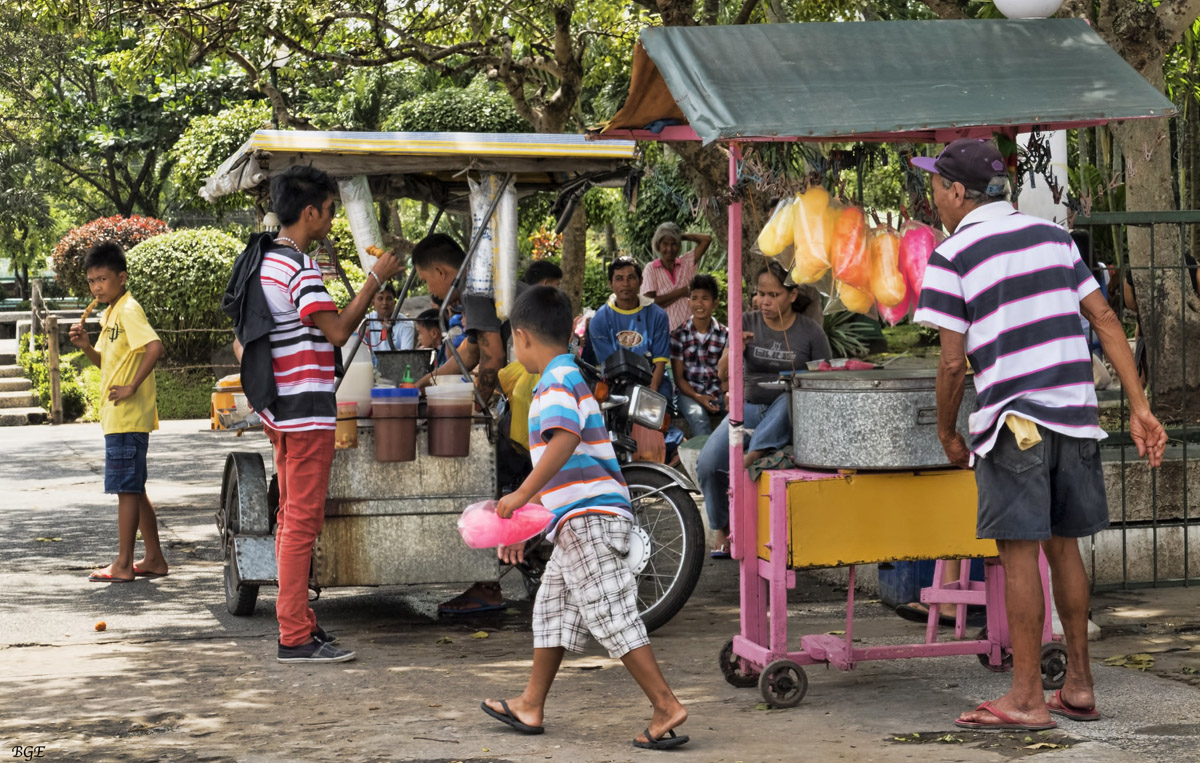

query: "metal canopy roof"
(201, 130), (637, 204)
(600, 19), (1175, 144)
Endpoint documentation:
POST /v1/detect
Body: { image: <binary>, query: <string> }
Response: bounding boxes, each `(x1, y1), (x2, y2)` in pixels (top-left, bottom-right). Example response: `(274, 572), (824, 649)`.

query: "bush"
(17, 336), (86, 422)
(51, 216), (171, 300)
(126, 228), (241, 365)
(155, 368), (216, 420)
(386, 78), (531, 133)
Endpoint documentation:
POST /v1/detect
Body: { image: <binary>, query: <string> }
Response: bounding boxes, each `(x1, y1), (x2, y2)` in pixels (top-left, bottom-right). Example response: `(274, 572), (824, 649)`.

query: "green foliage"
(155, 368), (217, 420)
(169, 100), (272, 211)
(17, 335), (86, 422)
(386, 77), (531, 133)
(581, 255), (613, 312)
(0, 144), (58, 275)
(125, 228), (241, 364)
(822, 311), (874, 359)
(51, 216), (171, 299)
(619, 157), (701, 261)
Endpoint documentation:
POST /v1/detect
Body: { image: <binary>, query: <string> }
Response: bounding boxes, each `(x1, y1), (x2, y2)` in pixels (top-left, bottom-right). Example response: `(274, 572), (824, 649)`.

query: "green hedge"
(126, 228), (241, 364)
(73, 358), (213, 421)
(17, 336), (86, 422)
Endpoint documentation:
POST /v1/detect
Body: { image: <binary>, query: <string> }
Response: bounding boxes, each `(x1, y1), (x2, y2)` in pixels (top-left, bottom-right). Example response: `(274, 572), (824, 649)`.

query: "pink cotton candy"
(899, 222), (939, 296)
(457, 500), (554, 549)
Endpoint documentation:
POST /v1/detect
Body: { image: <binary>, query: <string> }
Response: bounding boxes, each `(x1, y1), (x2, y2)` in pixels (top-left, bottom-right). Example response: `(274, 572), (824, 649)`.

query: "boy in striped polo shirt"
(913, 139), (1166, 731)
(481, 286), (689, 751)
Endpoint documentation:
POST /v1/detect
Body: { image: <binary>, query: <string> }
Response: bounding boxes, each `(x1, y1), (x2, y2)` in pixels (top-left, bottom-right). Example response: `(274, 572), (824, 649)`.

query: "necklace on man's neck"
(274, 235), (303, 252)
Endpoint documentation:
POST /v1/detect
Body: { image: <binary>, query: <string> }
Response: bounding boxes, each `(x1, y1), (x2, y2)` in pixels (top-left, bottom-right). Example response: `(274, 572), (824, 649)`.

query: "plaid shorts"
(533, 513), (649, 659)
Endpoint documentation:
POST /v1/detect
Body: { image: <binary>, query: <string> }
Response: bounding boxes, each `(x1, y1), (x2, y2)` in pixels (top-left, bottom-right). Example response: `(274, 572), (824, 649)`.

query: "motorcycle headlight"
(628, 385), (667, 430)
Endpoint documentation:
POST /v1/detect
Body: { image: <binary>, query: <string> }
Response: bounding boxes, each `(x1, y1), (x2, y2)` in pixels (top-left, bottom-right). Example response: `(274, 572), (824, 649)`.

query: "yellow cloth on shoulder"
(498, 361), (538, 451)
(1005, 414), (1042, 450)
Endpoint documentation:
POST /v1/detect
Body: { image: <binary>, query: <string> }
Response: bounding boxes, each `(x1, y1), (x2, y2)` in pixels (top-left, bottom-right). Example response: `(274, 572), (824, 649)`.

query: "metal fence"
(1073, 211), (1198, 591)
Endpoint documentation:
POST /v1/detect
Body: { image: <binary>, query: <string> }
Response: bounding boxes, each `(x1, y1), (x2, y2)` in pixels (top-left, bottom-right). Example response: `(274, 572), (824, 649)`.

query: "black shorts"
(975, 424), (1108, 541)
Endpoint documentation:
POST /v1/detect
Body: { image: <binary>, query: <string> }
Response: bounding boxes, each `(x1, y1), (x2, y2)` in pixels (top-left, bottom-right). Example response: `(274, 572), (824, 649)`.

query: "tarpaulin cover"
(603, 19), (1175, 144)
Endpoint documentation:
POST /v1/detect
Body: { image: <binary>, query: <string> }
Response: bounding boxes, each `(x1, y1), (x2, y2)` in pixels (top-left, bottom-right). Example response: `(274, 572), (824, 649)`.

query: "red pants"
(266, 427), (335, 648)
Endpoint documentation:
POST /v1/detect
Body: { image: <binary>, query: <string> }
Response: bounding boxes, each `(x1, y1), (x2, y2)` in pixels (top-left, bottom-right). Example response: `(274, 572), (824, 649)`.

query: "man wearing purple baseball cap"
(911, 139), (1167, 731)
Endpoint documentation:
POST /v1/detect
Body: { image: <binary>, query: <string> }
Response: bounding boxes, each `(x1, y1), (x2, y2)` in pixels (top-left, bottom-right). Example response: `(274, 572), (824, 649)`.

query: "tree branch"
(733, 0), (761, 25)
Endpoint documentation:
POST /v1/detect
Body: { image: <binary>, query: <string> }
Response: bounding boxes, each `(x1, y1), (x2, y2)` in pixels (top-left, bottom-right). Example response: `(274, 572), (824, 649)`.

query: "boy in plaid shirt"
(670, 274), (728, 437)
(481, 286), (689, 751)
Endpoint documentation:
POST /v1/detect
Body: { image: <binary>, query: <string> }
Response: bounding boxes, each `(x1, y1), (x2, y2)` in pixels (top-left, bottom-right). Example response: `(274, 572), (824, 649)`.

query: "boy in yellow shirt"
(68, 242), (168, 583)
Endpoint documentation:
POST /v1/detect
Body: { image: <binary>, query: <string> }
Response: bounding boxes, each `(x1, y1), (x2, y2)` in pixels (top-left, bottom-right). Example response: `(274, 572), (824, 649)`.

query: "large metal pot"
(790, 369), (976, 470)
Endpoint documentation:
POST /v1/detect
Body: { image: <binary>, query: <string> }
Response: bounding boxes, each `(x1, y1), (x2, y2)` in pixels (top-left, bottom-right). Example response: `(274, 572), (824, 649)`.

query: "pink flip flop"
(88, 571), (134, 583)
(955, 701), (1058, 731)
(133, 564), (168, 578)
(1047, 690), (1101, 721)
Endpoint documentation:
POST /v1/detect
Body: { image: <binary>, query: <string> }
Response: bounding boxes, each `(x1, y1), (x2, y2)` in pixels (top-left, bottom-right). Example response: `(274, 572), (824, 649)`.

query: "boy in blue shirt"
(480, 286), (689, 751)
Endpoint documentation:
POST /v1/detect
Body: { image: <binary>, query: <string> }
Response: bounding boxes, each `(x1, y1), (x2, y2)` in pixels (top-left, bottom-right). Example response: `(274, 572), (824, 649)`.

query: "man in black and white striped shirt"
(913, 139), (1166, 732)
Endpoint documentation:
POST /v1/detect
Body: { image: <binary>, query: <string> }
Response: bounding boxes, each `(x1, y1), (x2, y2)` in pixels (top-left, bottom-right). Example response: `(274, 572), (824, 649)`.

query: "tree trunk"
(560, 204), (588, 313)
(1110, 76), (1200, 419)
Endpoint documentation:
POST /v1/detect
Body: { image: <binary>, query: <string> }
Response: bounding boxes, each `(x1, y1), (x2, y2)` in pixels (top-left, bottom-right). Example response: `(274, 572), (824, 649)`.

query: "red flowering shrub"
(51, 216), (171, 299)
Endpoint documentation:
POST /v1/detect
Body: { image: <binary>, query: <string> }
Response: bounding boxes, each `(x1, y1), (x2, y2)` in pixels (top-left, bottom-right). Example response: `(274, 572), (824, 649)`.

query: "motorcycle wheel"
(623, 465), (705, 633)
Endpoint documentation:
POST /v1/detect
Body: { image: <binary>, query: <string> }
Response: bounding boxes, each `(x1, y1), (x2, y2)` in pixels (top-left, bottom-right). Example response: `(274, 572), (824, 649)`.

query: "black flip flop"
(480, 700), (544, 735)
(633, 728), (689, 750)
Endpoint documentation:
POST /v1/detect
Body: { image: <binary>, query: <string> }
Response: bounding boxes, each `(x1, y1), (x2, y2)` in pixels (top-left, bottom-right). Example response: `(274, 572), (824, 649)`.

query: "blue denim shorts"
(975, 425), (1109, 541)
(104, 432), (149, 494)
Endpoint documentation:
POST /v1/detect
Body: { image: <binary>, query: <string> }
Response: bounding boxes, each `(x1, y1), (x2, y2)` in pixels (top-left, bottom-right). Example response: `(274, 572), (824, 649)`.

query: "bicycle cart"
(595, 18), (1174, 703)
(204, 131), (706, 630)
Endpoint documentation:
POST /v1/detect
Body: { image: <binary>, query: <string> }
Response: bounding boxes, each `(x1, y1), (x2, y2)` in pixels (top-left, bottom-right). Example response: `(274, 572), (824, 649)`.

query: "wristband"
(369, 271), (383, 290)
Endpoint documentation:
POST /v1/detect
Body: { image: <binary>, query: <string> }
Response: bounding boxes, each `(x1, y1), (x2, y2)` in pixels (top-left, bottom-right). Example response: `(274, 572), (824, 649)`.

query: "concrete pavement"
(1, 420), (1198, 762)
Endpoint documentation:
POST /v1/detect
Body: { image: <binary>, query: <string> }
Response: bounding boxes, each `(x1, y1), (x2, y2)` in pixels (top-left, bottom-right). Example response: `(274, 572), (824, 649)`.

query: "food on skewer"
(77, 298), (99, 330)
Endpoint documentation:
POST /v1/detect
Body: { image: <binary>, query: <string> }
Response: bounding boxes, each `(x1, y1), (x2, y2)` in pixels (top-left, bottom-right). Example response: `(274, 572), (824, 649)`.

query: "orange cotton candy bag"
(837, 279), (875, 315)
(868, 227), (907, 308)
(877, 288), (913, 327)
(830, 205), (870, 289)
(757, 198), (796, 257)
(789, 187), (832, 283)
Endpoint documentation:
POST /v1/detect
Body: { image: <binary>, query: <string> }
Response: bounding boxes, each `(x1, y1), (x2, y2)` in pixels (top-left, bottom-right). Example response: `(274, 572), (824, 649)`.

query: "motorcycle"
(514, 348), (706, 633)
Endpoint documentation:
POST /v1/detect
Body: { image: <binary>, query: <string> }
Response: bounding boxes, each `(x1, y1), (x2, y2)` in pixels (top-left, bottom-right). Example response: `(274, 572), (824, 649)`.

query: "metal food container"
(790, 369), (976, 470)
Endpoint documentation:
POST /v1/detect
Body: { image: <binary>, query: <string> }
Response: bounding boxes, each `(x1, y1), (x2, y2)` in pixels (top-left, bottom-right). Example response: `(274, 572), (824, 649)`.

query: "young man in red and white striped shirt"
(258, 166), (402, 663)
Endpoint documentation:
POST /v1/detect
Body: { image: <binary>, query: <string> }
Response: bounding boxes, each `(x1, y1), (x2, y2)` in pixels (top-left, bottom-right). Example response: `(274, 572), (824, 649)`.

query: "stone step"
(0, 353), (15, 366)
(0, 364), (23, 378)
(0, 406), (47, 426)
(0, 378), (31, 392)
(0, 390), (38, 409)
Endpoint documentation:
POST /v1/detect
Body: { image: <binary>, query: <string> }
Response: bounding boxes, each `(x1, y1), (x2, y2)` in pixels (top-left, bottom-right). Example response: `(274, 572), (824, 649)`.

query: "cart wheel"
(719, 639), (759, 688)
(975, 626), (1013, 673)
(758, 660), (808, 708)
(223, 530), (259, 616)
(1040, 642), (1068, 690)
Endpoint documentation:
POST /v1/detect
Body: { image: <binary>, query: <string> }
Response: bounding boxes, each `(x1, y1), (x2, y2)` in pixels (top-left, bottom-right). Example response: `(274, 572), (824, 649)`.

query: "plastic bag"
(457, 499), (554, 549)
(830, 205), (870, 289)
(492, 181), (519, 319)
(877, 288), (913, 327)
(757, 198), (796, 257)
(836, 279), (875, 315)
(790, 187), (832, 284)
(868, 227), (907, 308)
(466, 175), (503, 296)
(337, 175), (384, 273)
(899, 222), (941, 296)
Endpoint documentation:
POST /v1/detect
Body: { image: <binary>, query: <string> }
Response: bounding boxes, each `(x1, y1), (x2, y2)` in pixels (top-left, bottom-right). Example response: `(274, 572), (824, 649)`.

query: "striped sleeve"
(914, 250), (970, 334)
(288, 256), (337, 325)
(535, 382), (584, 443)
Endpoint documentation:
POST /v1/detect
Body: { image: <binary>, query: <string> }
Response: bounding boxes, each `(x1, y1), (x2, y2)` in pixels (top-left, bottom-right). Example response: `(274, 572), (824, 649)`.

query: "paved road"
(1, 420), (1198, 762)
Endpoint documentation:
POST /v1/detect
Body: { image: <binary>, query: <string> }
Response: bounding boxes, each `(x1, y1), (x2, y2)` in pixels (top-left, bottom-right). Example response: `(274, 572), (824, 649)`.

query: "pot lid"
(792, 368), (975, 391)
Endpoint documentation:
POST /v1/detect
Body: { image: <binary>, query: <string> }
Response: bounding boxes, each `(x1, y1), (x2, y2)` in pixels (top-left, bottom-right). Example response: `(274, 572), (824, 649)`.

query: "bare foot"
(133, 557), (168, 576)
(711, 528), (729, 555)
(957, 694), (1051, 727)
(483, 696), (543, 729)
(89, 562), (134, 582)
(743, 449), (765, 469)
(636, 702), (688, 744)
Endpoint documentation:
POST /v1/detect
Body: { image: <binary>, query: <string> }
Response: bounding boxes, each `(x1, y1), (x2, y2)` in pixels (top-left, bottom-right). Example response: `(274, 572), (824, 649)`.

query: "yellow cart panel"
(756, 469), (997, 568)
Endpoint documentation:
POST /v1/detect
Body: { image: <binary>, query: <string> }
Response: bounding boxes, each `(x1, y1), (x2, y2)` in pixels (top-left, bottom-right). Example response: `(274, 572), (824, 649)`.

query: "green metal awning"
(602, 19), (1175, 144)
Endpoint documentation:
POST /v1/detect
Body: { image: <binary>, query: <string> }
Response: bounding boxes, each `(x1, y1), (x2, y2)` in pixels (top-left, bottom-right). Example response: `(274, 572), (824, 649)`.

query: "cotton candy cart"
(204, 132), (706, 629)
(594, 18), (1175, 704)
